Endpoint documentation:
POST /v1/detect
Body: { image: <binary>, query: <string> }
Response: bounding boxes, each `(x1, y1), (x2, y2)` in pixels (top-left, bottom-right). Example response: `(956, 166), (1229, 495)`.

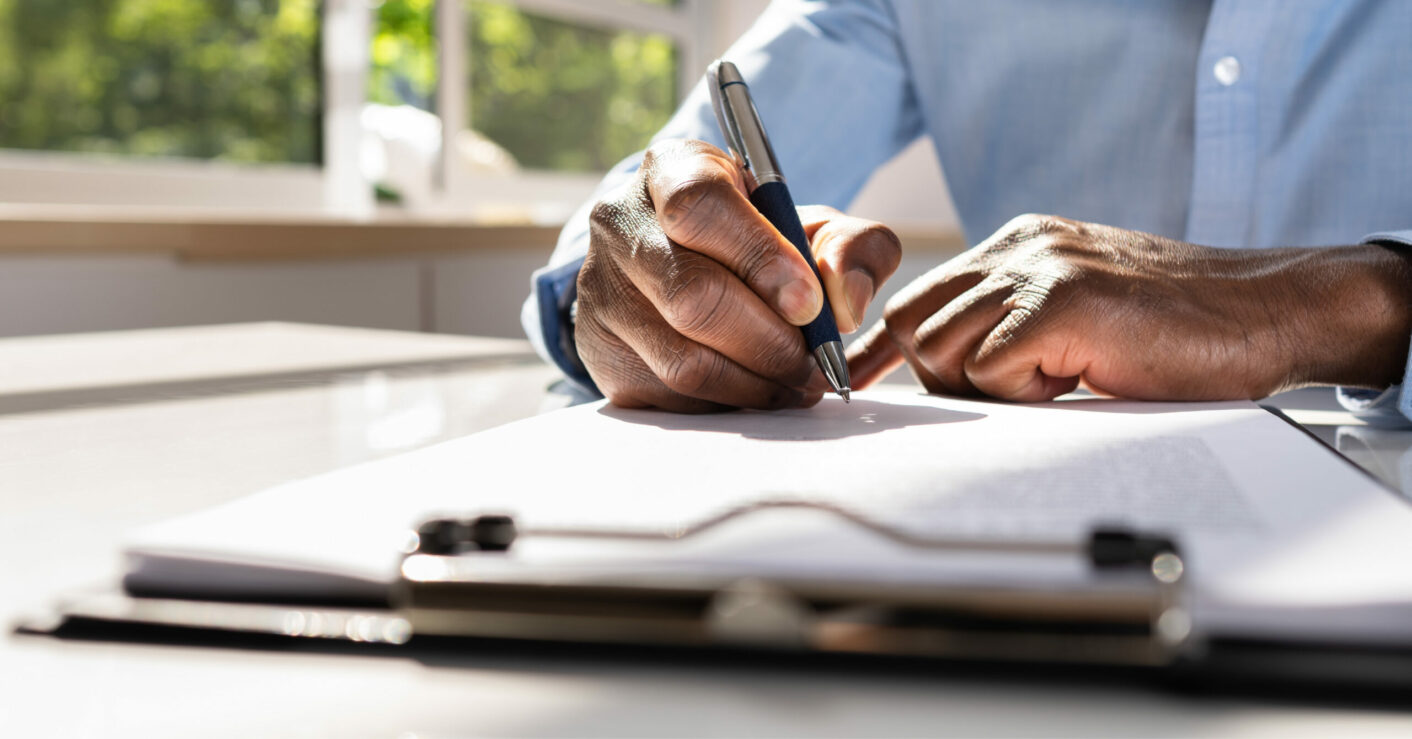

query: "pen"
(707, 59), (851, 402)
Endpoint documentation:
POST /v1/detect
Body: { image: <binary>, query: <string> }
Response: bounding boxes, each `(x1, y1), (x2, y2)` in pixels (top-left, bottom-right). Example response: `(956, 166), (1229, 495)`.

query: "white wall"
(0, 249), (553, 339)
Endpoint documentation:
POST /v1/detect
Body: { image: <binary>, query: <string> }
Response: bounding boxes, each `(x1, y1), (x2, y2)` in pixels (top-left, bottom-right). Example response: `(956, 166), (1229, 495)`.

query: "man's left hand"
(848, 214), (1412, 402)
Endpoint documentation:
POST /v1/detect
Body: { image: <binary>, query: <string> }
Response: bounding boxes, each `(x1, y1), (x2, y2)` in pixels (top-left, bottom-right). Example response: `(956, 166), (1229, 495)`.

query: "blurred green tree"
(0, 0), (320, 163)
(0, 0), (677, 172)
(370, 0), (678, 173)
(369, 0), (436, 111)
(466, 1), (677, 172)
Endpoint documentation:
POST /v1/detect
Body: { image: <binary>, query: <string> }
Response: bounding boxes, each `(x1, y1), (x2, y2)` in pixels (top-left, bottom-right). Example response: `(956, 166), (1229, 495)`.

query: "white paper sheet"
(125, 390), (1412, 643)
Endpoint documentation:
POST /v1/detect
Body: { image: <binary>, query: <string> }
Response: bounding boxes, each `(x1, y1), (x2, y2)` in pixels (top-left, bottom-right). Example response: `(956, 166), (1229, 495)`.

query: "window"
(465, 1), (678, 173)
(376, 0), (708, 222)
(0, 0), (328, 211)
(0, 0), (321, 163)
(0, 0), (715, 219)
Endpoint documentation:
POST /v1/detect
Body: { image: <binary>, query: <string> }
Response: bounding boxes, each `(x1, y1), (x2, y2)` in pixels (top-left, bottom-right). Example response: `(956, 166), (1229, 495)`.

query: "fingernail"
(843, 269), (874, 330)
(777, 277), (822, 325)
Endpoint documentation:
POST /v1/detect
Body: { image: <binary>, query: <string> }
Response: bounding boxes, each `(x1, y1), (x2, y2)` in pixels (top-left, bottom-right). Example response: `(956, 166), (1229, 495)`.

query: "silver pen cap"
(707, 60), (785, 190)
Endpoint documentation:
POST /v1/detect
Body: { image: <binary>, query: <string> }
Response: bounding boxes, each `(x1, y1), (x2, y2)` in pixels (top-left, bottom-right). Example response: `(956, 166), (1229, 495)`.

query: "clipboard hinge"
(412, 510), (1183, 573)
(400, 508), (1193, 665)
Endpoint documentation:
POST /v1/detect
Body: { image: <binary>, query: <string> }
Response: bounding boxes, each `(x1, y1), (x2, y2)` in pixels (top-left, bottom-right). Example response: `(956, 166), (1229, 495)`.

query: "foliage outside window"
(467, 1), (678, 172)
(370, 0), (437, 112)
(0, 0), (687, 213)
(0, 0), (321, 164)
(370, 0), (679, 174)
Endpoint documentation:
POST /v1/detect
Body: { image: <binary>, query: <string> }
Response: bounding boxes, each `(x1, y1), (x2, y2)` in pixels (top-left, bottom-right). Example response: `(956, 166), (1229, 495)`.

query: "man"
(523, 0), (1412, 424)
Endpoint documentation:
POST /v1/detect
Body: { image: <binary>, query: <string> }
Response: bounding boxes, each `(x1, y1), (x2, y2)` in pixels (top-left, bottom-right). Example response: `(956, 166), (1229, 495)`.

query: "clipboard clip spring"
(414, 514), (517, 555)
(413, 506), (1181, 573)
(401, 504), (1193, 665)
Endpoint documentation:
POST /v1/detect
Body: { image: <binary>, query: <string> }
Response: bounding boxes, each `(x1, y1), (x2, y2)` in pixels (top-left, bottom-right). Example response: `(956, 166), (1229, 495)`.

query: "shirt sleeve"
(1336, 230), (1412, 428)
(521, 0), (924, 389)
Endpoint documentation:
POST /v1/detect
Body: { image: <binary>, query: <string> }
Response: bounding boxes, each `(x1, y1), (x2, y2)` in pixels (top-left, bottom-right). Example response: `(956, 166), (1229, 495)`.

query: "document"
(124, 390), (1412, 644)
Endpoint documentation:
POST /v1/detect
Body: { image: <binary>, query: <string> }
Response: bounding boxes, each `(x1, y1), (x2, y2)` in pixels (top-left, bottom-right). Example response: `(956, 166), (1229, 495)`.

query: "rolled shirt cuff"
(1336, 386), (1412, 428)
(524, 255), (599, 396)
(1335, 231), (1412, 428)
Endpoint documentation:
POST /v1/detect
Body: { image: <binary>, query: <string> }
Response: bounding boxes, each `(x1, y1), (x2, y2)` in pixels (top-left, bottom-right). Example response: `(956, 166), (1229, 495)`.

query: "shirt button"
(1213, 56), (1241, 86)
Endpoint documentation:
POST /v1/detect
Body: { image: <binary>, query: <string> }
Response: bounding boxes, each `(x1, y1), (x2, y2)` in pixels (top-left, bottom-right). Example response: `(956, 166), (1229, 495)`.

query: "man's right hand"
(575, 139), (902, 413)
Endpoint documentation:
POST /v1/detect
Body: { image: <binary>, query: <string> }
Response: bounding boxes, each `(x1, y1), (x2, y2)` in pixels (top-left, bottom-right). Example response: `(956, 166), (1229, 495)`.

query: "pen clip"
(706, 61), (738, 165)
(707, 59), (784, 189)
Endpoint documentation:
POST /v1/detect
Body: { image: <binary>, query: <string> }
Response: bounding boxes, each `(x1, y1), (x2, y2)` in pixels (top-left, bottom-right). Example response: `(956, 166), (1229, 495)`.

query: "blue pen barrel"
(748, 181), (843, 351)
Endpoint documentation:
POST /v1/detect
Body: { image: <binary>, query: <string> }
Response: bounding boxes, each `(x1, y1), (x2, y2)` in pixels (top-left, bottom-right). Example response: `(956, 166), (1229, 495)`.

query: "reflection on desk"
(1335, 424), (1412, 499)
(5, 327), (1412, 737)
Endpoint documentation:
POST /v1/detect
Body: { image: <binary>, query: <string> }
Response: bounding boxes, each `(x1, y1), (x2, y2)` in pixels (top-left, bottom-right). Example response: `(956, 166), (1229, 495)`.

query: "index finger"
(642, 140), (823, 326)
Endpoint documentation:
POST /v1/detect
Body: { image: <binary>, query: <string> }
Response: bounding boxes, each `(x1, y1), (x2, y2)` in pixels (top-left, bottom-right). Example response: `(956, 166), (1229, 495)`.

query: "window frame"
(0, 0), (363, 216)
(0, 0), (716, 222)
(432, 0), (711, 223)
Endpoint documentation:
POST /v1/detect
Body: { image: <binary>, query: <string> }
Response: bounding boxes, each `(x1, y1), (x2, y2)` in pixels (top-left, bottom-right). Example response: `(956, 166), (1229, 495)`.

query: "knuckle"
(576, 253), (604, 294)
(575, 324), (651, 406)
(882, 307), (912, 346)
(574, 310), (626, 358)
(604, 360), (658, 404)
(598, 362), (654, 408)
(659, 261), (729, 334)
(754, 340), (810, 384)
(641, 141), (666, 170)
(574, 264), (605, 322)
(573, 315), (613, 369)
(978, 214), (1072, 261)
(987, 309), (1031, 351)
(882, 288), (914, 323)
(588, 192), (642, 253)
(997, 213), (1062, 242)
(640, 140), (685, 175)
(657, 176), (732, 244)
(911, 310), (948, 348)
(574, 255), (631, 321)
(661, 344), (721, 396)
(732, 235), (783, 285)
(588, 196), (626, 231)
(1010, 213), (1051, 230)
(644, 137), (709, 168)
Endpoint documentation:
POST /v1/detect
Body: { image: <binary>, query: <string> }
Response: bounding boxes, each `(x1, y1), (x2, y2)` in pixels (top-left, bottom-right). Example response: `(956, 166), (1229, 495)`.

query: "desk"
(3, 324), (1410, 738)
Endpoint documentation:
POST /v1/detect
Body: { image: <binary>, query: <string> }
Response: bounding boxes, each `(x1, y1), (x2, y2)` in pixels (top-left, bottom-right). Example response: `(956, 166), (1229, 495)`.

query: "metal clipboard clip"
(395, 501), (1193, 667)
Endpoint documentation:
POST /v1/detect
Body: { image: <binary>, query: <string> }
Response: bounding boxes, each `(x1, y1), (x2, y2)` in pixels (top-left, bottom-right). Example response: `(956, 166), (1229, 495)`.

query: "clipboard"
(26, 503), (1192, 670)
(23, 391), (1412, 692)
(24, 495), (1412, 694)
(395, 504), (1190, 666)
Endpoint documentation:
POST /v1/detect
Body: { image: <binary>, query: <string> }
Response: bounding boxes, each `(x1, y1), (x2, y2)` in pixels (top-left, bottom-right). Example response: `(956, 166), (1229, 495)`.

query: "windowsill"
(0, 204), (564, 261)
(0, 204), (966, 261)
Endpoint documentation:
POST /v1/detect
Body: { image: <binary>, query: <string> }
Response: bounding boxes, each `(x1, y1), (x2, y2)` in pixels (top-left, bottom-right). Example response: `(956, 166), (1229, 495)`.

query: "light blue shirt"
(524, 0), (1412, 422)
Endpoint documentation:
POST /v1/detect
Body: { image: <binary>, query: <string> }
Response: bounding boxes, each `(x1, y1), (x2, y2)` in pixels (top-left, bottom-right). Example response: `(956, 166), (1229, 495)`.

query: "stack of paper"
(125, 390), (1412, 644)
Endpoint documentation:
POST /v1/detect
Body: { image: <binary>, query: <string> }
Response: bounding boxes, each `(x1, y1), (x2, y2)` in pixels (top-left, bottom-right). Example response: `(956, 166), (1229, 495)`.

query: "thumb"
(846, 319), (905, 390)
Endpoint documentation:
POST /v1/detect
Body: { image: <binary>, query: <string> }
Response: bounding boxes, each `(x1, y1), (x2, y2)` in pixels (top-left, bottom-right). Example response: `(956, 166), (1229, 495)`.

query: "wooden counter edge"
(0, 209), (966, 262)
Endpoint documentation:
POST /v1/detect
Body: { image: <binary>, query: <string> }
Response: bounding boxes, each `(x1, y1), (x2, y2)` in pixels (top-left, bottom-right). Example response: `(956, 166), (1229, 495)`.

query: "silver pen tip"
(840, 388), (851, 403)
(813, 342), (851, 404)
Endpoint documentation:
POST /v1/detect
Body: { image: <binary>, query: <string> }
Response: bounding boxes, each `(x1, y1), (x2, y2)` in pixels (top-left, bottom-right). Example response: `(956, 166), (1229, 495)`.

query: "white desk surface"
(0, 322), (529, 399)
(3, 323), (1410, 738)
